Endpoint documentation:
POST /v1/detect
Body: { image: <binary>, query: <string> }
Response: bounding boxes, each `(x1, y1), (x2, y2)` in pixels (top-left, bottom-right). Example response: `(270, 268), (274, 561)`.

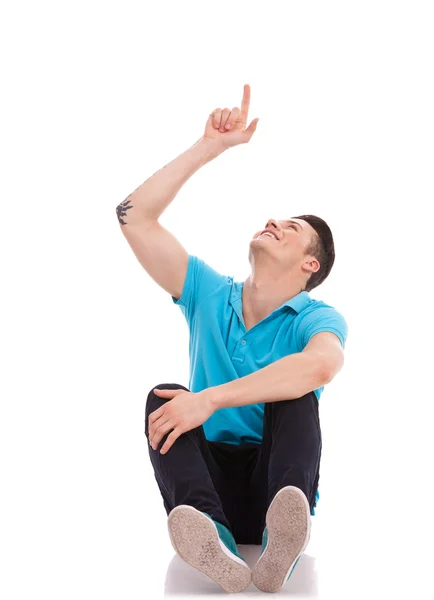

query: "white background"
(1, 1), (433, 598)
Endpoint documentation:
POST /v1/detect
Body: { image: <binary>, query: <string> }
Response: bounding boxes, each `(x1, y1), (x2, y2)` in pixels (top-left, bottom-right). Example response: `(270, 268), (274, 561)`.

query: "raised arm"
(116, 84), (259, 298)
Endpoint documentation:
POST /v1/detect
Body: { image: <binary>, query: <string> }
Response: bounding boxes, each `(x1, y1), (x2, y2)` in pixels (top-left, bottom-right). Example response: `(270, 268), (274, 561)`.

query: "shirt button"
(241, 340), (246, 345)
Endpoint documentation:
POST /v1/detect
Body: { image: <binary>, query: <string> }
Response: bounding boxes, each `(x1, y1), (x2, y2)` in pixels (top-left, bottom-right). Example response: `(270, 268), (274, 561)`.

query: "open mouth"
(258, 233), (278, 240)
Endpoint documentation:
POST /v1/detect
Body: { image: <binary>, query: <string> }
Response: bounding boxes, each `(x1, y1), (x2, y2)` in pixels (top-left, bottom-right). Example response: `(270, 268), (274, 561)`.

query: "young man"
(117, 84), (348, 593)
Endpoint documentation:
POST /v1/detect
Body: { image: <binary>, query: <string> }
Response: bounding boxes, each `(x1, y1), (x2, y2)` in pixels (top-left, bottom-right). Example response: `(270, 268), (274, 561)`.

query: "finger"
(160, 428), (182, 454)
(224, 107), (240, 130)
(243, 117), (260, 141)
(149, 409), (166, 439)
(240, 84), (250, 123)
(149, 414), (171, 444)
(151, 420), (173, 450)
(154, 388), (182, 396)
(219, 108), (231, 132)
(148, 405), (164, 431)
(213, 109), (222, 129)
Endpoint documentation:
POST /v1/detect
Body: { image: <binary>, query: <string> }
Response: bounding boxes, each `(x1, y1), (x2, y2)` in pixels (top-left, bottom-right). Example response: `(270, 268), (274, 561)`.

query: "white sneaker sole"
(167, 505), (252, 593)
(252, 485), (311, 593)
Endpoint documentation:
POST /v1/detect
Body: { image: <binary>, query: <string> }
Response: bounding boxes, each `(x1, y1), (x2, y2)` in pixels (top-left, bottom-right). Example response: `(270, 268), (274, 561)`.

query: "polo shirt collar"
(229, 280), (311, 319)
(283, 289), (311, 313)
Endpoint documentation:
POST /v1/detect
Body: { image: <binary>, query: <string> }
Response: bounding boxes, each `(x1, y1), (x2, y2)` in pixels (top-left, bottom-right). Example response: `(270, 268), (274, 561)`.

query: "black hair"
(291, 214), (335, 292)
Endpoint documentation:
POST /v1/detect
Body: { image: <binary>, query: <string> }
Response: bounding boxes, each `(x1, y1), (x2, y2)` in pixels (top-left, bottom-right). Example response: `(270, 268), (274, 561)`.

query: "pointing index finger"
(240, 84), (250, 122)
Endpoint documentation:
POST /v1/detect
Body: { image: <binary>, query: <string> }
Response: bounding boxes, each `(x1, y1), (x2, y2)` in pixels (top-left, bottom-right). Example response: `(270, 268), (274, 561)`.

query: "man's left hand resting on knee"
(147, 388), (215, 454)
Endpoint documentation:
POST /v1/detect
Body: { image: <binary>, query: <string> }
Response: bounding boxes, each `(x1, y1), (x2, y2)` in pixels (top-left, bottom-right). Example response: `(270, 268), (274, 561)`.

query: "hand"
(147, 388), (215, 454)
(203, 83), (260, 151)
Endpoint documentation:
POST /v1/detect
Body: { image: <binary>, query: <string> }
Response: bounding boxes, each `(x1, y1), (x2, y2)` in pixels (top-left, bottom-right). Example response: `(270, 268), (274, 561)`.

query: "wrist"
(201, 386), (222, 411)
(196, 136), (226, 161)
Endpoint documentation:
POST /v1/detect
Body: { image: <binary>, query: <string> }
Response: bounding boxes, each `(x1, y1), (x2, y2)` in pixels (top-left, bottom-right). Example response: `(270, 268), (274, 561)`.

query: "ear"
(302, 257), (320, 275)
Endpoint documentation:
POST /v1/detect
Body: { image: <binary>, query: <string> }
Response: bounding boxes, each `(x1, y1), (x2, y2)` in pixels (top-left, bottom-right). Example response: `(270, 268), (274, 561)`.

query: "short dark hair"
(291, 214), (335, 292)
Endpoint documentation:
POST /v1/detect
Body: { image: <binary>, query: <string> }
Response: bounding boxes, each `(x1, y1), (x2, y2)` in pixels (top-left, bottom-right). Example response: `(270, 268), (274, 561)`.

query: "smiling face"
(249, 217), (321, 275)
(252, 217), (311, 249)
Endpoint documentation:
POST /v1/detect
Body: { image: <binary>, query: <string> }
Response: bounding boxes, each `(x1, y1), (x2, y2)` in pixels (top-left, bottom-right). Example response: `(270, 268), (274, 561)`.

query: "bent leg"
(144, 383), (232, 531)
(250, 390), (322, 522)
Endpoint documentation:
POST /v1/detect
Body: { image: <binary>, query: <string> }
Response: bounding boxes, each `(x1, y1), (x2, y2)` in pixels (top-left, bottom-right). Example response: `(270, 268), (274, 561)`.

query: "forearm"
(205, 352), (329, 410)
(116, 137), (224, 224)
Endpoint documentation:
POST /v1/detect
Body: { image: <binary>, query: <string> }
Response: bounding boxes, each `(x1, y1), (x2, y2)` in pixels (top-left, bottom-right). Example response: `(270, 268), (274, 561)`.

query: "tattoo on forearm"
(116, 164), (168, 225)
(116, 195), (134, 225)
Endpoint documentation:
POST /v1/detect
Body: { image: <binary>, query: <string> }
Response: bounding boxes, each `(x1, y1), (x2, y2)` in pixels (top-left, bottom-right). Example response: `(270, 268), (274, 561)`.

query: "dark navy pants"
(144, 383), (322, 545)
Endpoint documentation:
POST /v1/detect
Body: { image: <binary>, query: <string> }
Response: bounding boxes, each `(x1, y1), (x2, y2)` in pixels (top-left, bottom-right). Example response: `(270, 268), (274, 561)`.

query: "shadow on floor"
(164, 544), (319, 596)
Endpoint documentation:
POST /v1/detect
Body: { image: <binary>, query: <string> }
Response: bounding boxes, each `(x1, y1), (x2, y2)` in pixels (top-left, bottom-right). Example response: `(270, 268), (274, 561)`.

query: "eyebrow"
(284, 220), (303, 231)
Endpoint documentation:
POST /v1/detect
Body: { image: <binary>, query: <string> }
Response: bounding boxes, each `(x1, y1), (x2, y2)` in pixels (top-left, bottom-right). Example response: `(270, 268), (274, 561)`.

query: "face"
(250, 217), (320, 271)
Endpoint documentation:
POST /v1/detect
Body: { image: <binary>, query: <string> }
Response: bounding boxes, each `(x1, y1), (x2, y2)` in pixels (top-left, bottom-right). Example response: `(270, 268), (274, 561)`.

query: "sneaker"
(167, 505), (251, 593)
(252, 485), (311, 593)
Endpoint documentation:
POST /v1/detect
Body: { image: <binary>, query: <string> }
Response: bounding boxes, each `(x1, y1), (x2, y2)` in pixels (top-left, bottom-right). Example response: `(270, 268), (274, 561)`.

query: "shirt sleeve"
(296, 306), (349, 350)
(171, 254), (228, 324)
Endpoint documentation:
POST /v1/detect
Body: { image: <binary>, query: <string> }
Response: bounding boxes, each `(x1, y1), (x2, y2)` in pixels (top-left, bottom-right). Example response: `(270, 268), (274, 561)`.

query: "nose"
(266, 219), (279, 231)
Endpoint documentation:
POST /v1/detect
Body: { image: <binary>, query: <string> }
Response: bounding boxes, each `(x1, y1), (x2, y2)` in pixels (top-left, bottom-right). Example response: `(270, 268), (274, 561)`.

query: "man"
(116, 84), (348, 593)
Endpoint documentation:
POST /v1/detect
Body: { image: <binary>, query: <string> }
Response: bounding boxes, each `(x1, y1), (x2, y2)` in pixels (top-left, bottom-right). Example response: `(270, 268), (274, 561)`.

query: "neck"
(242, 265), (305, 327)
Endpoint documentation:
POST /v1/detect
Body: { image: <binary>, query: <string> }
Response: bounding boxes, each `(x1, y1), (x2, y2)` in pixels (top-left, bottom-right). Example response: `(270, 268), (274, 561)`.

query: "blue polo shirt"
(171, 254), (348, 514)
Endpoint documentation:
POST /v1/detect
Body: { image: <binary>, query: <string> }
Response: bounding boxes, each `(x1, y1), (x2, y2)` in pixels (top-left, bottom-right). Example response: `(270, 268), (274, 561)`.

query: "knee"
(144, 383), (189, 438)
(147, 383), (189, 400)
(145, 383), (189, 412)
